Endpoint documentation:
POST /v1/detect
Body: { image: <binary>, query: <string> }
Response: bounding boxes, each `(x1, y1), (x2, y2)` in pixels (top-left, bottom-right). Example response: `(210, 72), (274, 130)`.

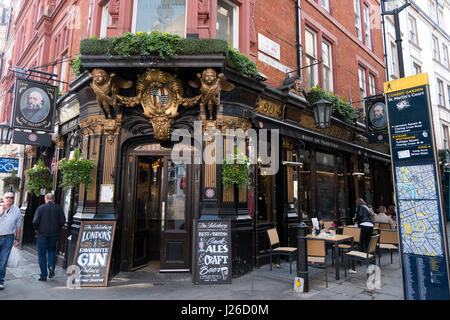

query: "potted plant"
(329, 223), (338, 236)
(222, 146), (252, 190)
(26, 159), (53, 196)
(58, 147), (95, 190)
(2, 170), (21, 193)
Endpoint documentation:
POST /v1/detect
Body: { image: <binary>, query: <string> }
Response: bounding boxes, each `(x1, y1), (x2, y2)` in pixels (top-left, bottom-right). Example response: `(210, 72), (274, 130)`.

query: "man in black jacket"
(32, 193), (65, 281)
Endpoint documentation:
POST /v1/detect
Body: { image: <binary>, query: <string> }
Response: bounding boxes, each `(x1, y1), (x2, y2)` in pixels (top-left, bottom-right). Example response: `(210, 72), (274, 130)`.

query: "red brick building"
(0, 1), (392, 277)
(253, 0), (385, 112)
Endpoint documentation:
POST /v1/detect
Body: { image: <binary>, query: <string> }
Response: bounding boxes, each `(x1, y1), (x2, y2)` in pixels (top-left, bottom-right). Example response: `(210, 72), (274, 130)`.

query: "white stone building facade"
(384, 0), (450, 150)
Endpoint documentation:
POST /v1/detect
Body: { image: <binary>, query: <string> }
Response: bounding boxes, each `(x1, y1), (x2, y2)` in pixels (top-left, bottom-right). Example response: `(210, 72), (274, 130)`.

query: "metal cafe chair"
(378, 229), (399, 265)
(338, 226), (360, 263)
(344, 234), (380, 280)
(307, 238), (328, 288)
(378, 222), (391, 230)
(266, 228), (298, 273)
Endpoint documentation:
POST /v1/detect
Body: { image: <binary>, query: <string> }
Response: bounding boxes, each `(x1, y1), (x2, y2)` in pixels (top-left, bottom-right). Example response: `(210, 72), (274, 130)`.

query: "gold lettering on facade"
(255, 97), (284, 120)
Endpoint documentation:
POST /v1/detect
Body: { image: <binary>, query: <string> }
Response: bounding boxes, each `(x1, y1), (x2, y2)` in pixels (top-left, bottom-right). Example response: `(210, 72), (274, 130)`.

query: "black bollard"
(296, 222), (309, 292)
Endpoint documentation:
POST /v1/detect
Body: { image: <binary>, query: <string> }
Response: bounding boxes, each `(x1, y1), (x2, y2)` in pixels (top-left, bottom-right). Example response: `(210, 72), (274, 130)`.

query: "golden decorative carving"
(89, 69), (133, 119)
(80, 117), (103, 136)
(255, 96), (284, 120)
(290, 78), (305, 98)
(80, 115), (122, 144)
(188, 68), (235, 119)
(118, 69), (187, 141)
(216, 116), (252, 134)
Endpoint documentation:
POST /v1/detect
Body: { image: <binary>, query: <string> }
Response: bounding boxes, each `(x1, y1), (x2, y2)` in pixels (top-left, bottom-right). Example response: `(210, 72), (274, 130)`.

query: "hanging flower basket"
(2, 170), (21, 193)
(58, 147), (95, 190)
(222, 147), (252, 190)
(26, 159), (53, 196)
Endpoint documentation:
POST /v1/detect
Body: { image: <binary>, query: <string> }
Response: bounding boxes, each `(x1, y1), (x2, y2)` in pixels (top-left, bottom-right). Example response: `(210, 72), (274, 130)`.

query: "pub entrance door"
(128, 150), (191, 272)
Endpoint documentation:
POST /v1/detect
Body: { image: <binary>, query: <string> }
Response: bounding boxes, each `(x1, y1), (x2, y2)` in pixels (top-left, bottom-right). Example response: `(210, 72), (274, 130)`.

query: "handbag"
(7, 246), (21, 268)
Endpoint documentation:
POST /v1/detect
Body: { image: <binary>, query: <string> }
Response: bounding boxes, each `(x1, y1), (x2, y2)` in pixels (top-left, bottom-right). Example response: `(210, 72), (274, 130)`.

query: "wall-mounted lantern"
(312, 99), (332, 129)
(0, 122), (12, 145)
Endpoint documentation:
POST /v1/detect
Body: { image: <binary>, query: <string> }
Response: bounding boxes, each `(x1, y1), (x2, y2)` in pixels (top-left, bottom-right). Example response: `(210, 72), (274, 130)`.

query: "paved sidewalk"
(1, 243), (404, 300)
(2, 222), (449, 300)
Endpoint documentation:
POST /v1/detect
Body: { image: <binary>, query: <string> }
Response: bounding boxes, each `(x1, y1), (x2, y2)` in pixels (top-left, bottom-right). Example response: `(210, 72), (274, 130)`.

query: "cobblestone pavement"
(1, 222), (448, 300)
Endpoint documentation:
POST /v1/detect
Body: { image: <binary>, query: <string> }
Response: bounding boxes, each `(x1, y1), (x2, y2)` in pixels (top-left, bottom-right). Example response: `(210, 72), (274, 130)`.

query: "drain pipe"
(295, 0), (303, 81)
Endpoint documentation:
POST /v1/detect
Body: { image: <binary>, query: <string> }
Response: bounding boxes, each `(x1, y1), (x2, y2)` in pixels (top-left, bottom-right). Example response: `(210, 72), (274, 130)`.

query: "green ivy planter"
(26, 159), (53, 197)
(58, 147), (95, 190)
(222, 148), (252, 190)
(2, 172), (20, 193)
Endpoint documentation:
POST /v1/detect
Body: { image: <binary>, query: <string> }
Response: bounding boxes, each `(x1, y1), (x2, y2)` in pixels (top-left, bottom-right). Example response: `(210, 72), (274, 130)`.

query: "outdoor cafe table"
(306, 234), (354, 280)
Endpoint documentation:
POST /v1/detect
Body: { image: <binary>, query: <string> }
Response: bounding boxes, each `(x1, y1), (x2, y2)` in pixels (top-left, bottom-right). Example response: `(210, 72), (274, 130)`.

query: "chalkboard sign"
(193, 220), (232, 284)
(73, 221), (116, 287)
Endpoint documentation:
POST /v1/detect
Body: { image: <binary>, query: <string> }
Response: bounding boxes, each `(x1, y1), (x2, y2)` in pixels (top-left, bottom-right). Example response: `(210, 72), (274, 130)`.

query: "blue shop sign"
(0, 158), (19, 173)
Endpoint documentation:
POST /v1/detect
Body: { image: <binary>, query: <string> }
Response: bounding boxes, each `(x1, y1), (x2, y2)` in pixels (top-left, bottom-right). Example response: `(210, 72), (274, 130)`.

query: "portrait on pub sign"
(368, 102), (387, 130)
(13, 79), (57, 132)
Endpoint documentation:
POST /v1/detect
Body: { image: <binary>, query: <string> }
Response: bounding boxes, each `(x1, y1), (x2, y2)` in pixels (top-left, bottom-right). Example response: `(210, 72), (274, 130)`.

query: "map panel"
(395, 164), (436, 200)
(398, 200), (443, 256)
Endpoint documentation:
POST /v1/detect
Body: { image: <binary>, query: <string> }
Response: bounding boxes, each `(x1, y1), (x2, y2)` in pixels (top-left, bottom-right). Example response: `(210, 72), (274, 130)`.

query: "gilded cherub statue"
(89, 68), (133, 119)
(188, 68), (235, 119)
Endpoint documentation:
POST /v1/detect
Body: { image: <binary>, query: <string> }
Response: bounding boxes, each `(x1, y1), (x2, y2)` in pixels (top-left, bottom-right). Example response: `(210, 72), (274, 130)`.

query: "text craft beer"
(194, 220), (232, 284)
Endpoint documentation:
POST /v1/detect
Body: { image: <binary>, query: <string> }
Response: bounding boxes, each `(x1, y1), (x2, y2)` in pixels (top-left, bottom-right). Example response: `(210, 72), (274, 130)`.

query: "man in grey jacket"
(32, 193), (65, 281)
(373, 206), (396, 229)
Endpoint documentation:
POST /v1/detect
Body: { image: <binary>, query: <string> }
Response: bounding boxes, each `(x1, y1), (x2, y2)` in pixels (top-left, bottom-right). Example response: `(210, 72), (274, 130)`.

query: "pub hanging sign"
(12, 79), (57, 132)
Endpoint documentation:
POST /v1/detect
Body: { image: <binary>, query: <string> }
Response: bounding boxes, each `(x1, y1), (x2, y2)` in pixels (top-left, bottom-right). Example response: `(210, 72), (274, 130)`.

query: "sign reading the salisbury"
(12, 79), (57, 132)
(73, 221), (116, 287)
(193, 220), (232, 285)
(385, 73), (450, 300)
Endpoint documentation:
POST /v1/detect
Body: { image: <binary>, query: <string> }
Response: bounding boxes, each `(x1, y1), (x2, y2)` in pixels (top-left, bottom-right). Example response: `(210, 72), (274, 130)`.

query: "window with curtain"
(432, 36), (439, 61)
(368, 74), (375, 96)
(59, 54), (68, 93)
(217, 0), (239, 49)
(132, 0), (187, 37)
(437, 78), (445, 107)
(448, 85), (450, 108)
(408, 15), (418, 45)
(354, 0), (362, 41)
(438, 9), (444, 28)
(390, 42), (399, 79)
(363, 5), (371, 49)
(442, 44), (449, 68)
(412, 62), (422, 75)
(358, 66), (366, 102)
(429, 0), (437, 22)
(305, 27), (318, 90)
(443, 124), (449, 149)
(100, 1), (111, 38)
(322, 40), (332, 92)
(321, 0), (329, 11)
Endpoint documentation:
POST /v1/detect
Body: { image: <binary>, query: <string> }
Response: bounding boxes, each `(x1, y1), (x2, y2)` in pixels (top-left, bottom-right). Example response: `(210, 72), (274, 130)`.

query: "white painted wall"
(385, 0), (450, 150)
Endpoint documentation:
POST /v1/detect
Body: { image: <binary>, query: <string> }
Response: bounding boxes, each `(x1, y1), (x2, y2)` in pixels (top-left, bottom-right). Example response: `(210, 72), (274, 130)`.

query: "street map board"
(385, 73), (450, 300)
